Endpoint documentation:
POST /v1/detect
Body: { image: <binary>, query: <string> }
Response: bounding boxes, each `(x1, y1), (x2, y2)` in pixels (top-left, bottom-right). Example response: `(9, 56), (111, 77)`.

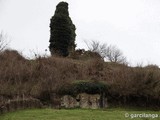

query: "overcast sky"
(0, 0), (160, 66)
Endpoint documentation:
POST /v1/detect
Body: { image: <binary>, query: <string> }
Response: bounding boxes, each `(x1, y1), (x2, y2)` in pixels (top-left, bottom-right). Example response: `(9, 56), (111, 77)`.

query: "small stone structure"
(60, 93), (107, 109)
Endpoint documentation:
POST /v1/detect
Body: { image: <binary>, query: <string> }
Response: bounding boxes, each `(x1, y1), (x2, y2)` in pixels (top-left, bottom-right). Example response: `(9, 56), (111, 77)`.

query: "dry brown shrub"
(0, 49), (160, 108)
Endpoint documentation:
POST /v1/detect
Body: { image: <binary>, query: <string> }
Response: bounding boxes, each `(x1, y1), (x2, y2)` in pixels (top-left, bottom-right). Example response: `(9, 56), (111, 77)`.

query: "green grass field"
(0, 108), (160, 120)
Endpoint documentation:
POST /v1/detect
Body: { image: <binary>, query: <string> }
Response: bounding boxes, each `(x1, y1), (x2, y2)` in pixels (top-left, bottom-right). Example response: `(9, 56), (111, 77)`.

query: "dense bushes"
(106, 66), (160, 108)
(0, 50), (160, 108)
(58, 80), (108, 97)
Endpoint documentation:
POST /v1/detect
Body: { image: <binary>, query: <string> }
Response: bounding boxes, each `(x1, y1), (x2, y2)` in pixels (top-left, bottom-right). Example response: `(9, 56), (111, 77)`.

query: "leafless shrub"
(0, 32), (9, 52)
(85, 40), (127, 64)
(84, 40), (107, 59)
(105, 45), (127, 64)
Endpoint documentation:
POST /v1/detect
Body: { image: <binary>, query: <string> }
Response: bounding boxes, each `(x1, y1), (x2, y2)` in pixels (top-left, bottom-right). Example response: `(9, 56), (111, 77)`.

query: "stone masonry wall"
(60, 93), (107, 109)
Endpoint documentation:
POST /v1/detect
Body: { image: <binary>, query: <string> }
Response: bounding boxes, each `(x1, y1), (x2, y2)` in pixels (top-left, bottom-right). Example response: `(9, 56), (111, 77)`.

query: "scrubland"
(0, 49), (160, 109)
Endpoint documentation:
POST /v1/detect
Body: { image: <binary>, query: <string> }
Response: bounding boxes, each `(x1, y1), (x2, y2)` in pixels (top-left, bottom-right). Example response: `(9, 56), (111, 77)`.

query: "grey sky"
(0, 0), (160, 66)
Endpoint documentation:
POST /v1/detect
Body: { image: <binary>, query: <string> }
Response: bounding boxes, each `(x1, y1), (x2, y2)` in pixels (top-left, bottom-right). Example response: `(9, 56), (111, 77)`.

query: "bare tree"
(84, 40), (107, 59)
(105, 45), (126, 63)
(85, 40), (127, 64)
(0, 32), (9, 52)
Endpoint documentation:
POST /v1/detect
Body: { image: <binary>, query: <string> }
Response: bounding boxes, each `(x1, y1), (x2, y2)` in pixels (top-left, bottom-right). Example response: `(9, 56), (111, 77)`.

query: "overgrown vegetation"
(58, 80), (108, 97)
(49, 2), (76, 57)
(0, 49), (160, 109)
(0, 2), (160, 112)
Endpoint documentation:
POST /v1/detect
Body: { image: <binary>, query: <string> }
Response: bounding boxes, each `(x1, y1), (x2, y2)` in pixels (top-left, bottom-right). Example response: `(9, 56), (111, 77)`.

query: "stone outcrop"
(61, 95), (78, 108)
(60, 93), (107, 109)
